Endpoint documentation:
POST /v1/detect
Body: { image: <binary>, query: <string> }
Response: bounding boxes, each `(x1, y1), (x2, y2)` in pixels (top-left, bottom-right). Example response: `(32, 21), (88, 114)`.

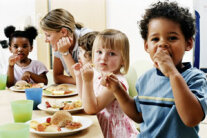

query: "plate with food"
(38, 100), (83, 114)
(10, 80), (46, 92)
(43, 84), (77, 97)
(26, 111), (92, 137)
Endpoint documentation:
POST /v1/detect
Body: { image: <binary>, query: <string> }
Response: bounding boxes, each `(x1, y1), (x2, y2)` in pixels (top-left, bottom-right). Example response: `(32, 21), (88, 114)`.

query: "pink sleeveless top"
(93, 71), (138, 138)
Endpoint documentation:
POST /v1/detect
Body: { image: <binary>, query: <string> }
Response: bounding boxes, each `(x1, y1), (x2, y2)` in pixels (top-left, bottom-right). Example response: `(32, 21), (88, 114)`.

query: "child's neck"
(16, 58), (31, 67)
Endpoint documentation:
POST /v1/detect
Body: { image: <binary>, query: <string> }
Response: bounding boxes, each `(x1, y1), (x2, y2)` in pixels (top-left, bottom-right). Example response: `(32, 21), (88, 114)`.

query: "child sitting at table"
(73, 29), (138, 138)
(106, 1), (207, 137)
(5, 25), (48, 87)
(73, 31), (98, 98)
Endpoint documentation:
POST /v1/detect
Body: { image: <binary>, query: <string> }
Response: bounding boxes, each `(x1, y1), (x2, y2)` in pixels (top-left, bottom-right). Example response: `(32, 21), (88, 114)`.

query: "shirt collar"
(156, 62), (192, 76)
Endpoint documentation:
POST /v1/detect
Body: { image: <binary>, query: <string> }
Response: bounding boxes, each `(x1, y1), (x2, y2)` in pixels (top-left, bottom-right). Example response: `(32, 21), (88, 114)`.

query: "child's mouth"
(18, 54), (24, 58)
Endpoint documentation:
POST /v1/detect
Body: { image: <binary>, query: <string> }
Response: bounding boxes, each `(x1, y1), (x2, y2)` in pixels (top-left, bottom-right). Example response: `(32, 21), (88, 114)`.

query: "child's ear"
(29, 46), (33, 52)
(185, 38), (193, 51)
(144, 40), (150, 53)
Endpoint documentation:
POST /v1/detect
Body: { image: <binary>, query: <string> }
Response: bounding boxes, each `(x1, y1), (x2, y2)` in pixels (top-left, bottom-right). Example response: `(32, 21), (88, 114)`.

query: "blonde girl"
(74, 29), (138, 138)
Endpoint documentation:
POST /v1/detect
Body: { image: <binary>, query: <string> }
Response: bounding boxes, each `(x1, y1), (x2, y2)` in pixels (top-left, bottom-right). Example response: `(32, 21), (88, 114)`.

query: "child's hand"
(153, 48), (176, 77)
(102, 74), (125, 93)
(80, 63), (94, 81)
(9, 55), (20, 66)
(57, 37), (73, 54)
(21, 71), (31, 82)
(72, 63), (82, 77)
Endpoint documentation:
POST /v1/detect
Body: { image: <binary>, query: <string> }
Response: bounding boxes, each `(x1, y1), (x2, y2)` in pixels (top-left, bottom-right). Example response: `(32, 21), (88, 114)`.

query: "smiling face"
(144, 18), (193, 68)
(93, 44), (123, 74)
(9, 37), (32, 61)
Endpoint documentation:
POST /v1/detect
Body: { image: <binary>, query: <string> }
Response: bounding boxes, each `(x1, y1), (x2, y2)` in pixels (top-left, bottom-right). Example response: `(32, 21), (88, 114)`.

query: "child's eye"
(13, 45), (18, 49)
(109, 52), (115, 56)
(151, 38), (159, 42)
(23, 45), (29, 48)
(97, 50), (102, 54)
(169, 36), (178, 41)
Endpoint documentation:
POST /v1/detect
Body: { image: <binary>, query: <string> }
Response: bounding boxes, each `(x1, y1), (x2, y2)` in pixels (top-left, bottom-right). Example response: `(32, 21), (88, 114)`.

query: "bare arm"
(72, 63), (83, 98)
(7, 55), (20, 87)
(81, 64), (115, 114)
(107, 75), (143, 123)
(169, 71), (204, 127)
(7, 65), (15, 87)
(56, 36), (76, 81)
(62, 54), (76, 80)
(154, 48), (204, 127)
(53, 57), (75, 84)
(22, 72), (48, 85)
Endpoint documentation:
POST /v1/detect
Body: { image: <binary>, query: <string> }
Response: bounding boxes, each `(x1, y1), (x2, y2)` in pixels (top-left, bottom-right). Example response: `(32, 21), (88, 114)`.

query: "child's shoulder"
(183, 67), (206, 80)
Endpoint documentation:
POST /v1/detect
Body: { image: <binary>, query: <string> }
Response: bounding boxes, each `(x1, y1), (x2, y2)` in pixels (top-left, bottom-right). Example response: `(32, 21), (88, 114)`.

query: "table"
(0, 89), (104, 138)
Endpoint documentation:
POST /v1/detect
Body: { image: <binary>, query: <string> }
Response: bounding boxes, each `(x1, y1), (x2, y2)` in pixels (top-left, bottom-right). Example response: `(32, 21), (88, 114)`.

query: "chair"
(126, 60), (153, 97)
(125, 66), (138, 97)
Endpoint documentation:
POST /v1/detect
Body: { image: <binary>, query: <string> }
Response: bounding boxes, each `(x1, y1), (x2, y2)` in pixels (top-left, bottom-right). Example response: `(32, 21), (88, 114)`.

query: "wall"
(0, 0), (36, 74)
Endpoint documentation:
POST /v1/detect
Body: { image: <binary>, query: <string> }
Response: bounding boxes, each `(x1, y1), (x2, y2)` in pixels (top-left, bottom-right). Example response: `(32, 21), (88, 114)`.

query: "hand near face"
(21, 71), (31, 82)
(101, 74), (125, 93)
(72, 63), (82, 77)
(9, 55), (20, 66)
(57, 37), (73, 53)
(80, 63), (94, 82)
(153, 48), (176, 77)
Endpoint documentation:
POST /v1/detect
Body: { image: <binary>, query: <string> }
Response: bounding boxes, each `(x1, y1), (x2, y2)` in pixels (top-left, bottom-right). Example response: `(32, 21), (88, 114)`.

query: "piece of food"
(14, 80), (30, 90)
(65, 121), (82, 130)
(31, 83), (44, 88)
(45, 84), (74, 95)
(51, 110), (73, 127)
(55, 84), (70, 91)
(30, 120), (39, 129)
(45, 125), (61, 132)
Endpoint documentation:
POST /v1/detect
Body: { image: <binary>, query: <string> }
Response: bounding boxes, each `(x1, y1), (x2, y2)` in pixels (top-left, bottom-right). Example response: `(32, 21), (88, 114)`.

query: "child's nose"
(17, 47), (23, 51)
(101, 53), (107, 60)
(158, 41), (169, 49)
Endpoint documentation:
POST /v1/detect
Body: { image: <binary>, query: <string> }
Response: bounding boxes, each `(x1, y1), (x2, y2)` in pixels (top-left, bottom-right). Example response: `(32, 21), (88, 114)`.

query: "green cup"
(0, 123), (29, 138)
(0, 74), (7, 90)
(11, 100), (33, 123)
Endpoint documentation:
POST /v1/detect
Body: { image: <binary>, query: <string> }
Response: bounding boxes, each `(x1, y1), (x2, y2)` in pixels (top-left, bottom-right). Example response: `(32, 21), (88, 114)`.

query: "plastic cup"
(25, 88), (43, 110)
(11, 100), (33, 122)
(0, 74), (7, 90)
(0, 123), (29, 138)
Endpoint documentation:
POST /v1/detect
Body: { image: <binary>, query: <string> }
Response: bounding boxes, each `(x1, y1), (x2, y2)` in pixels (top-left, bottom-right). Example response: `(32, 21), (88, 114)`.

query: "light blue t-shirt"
(54, 27), (92, 76)
(134, 62), (207, 138)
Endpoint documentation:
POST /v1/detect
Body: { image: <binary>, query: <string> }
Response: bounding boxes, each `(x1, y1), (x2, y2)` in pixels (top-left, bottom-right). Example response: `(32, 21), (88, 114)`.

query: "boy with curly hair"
(108, 1), (207, 137)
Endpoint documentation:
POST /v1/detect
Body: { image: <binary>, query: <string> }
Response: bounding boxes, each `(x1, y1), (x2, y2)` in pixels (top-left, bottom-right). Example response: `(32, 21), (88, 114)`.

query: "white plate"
(10, 86), (47, 92)
(42, 91), (78, 97)
(43, 84), (77, 97)
(37, 101), (83, 114)
(26, 116), (93, 137)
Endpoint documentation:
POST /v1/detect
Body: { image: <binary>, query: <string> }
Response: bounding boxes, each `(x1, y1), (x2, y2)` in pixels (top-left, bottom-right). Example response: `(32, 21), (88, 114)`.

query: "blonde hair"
(92, 29), (130, 74)
(40, 8), (83, 33)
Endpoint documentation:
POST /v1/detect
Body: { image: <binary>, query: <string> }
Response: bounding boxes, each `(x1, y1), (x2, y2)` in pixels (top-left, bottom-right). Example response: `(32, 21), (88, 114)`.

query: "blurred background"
(0, 0), (206, 74)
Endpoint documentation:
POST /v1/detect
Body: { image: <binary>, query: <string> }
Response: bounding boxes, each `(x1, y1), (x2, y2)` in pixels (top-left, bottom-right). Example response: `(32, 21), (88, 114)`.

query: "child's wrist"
(9, 64), (14, 68)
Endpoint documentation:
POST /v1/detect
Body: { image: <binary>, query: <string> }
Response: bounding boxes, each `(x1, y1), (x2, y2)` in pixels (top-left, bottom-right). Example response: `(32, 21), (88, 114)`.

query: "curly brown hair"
(78, 31), (99, 59)
(139, 1), (195, 40)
